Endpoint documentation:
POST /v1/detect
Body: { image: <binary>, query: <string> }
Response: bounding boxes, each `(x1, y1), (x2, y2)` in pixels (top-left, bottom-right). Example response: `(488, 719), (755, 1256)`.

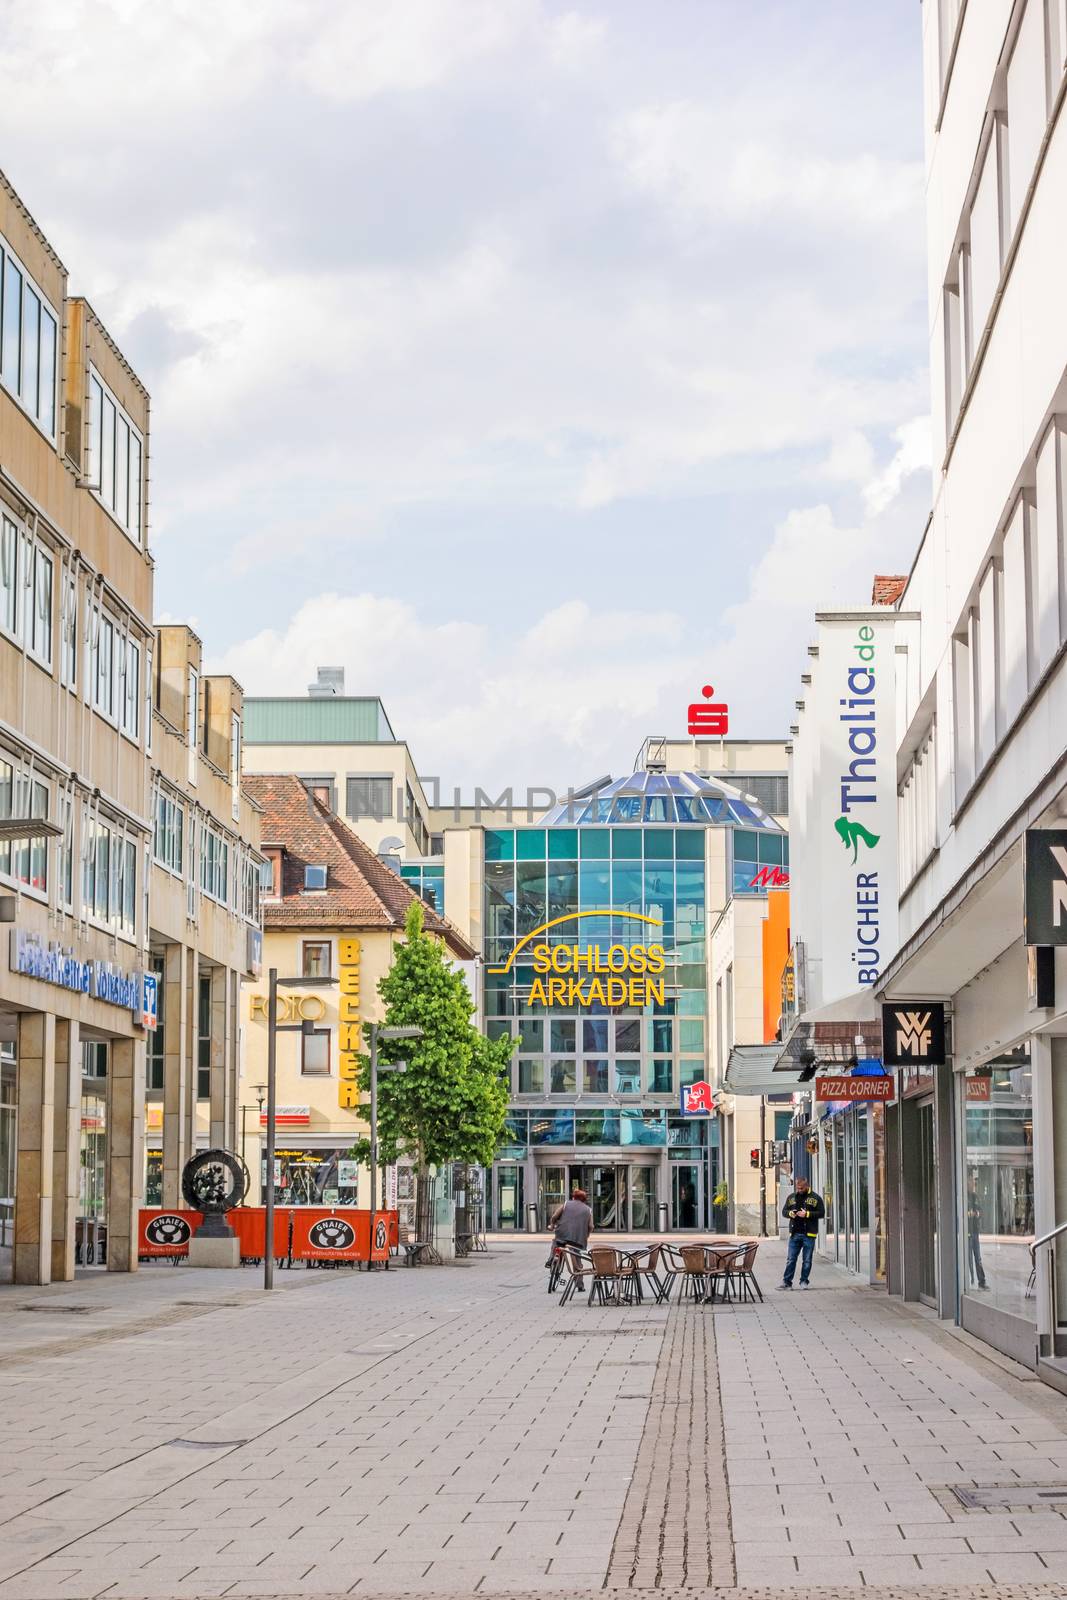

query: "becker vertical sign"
(1024, 829), (1067, 944)
(881, 1003), (946, 1066)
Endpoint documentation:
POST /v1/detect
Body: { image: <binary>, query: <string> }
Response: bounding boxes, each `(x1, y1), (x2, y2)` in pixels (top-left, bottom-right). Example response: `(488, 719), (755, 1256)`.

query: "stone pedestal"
(187, 1233), (241, 1268)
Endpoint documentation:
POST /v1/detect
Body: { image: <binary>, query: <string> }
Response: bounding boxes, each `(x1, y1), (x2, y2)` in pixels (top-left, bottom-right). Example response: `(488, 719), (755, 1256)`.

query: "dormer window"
(259, 848), (282, 898)
(304, 863), (327, 890)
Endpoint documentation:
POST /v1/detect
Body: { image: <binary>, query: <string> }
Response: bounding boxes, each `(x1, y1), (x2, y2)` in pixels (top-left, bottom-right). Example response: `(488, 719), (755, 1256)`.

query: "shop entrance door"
(672, 1163), (702, 1229)
(563, 1165), (657, 1230)
(494, 1165), (524, 1230)
(916, 1098), (938, 1305)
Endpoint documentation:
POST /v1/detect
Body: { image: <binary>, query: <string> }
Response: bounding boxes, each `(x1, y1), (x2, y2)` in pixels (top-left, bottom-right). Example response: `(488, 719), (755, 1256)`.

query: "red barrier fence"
(137, 1207), (399, 1265)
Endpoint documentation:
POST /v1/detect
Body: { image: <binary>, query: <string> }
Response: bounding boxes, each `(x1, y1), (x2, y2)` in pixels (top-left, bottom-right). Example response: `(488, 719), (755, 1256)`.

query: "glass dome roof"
(538, 770), (784, 830)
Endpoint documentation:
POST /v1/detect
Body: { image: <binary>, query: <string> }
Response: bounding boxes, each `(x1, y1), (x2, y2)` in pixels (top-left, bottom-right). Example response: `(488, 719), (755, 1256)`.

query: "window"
(0, 761), (48, 892)
(1006, 0), (1047, 238)
(968, 127), (1005, 352)
(91, 608), (115, 717)
(260, 849), (281, 898)
(58, 790), (73, 908)
(117, 635), (140, 739)
(975, 561), (998, 770)
(346, 776), (392, 820)
(146, 956), (165, 1091)
(230, 712), (241, 821)
(153, 787), (184, 876)
(898, 727), (937, 891)
(197, 973), (211, 1100)
(82, 1041), (108, 1079)
(302, 941), (331, 978)
(952, 628), (975, 802)
(0, 236), (58, 438)
(86, 367), (143, 541)
(0, 517), (15, 636)
(29, 545), (52, 666)
(1035, 419), (1066, 671)
(200, 825), (230, 904)
(938, 0), (962, 90)
(304, 863), (327, 890)
(81, 814), (135, 933)
(301, 1029), (330, 1076)
(60, 570), (77, 688)
(186, 666), (198, 785)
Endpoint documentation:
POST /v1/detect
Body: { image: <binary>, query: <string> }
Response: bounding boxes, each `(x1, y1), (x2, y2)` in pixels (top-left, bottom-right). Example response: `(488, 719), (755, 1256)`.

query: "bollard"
(657, 1201), (669, 1232)
(525, 1203), (540, 1233)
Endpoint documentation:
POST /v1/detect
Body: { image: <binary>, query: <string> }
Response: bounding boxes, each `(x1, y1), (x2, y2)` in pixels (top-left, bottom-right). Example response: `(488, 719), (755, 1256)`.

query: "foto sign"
(1024, 829), (1067, 944)
(680, 1080), (714, 1115)
(881, 1003), (946, 1067)
(814, 1075), (894, 1102)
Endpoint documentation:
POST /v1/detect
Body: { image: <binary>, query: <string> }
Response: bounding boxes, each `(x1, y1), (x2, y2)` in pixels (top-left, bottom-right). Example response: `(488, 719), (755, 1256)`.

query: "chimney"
(308, 666), (345, 698)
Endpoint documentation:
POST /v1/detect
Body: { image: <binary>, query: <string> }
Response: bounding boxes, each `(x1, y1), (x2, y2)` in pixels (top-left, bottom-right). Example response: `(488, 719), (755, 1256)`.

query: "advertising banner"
(814, 616), (899, 1000)
(138, 1209), (201, 1256)
(290, 1208), (368, 1262)
(370, 1211), (392, 1262)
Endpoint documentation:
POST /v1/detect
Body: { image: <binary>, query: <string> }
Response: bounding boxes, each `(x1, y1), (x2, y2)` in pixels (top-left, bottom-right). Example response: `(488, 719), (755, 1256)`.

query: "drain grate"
(951, 1484), (1067, 1509)
(170, 1438), (248, 1449)
(553, 1327), (662, 1337)
(18, 1303), (90, 1314)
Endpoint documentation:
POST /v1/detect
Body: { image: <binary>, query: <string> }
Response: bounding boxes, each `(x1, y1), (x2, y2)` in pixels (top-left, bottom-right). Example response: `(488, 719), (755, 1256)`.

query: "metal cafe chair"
(558, 1247), (593, 1305)
(588, 1246), (641, 1306)
(675, 1243), (711, 1302)
(627, 1242), (671, 1304)
(727, 1240), (764, 1303)
(701, 1243), (744, 1304)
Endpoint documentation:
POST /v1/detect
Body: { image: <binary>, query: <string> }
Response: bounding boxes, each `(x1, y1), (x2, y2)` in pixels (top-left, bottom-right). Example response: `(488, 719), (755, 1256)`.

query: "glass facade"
(731, 829), (790, 896)
(399, 861), (445, 913)
(961, 1047), (1034, 1322)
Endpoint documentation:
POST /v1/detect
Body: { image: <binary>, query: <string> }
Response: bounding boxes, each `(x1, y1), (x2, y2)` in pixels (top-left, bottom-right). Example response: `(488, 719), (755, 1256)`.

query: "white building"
(786, 1), (1067, 1379)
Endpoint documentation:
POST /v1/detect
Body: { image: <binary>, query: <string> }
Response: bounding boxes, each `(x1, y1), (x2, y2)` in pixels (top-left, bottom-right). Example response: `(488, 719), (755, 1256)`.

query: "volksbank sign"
(11, 929), (144, 1019)
(816, 615), (899, 997)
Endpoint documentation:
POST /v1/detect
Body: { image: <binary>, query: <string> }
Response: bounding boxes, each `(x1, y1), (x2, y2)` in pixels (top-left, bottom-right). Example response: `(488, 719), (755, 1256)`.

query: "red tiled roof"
(244, 773), (475, 958)
(871, 575), (907, 606)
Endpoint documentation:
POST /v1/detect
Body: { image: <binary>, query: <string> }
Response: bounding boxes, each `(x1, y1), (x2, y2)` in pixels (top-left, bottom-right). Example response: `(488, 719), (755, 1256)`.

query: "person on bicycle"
(548, 1188), (594, 1290)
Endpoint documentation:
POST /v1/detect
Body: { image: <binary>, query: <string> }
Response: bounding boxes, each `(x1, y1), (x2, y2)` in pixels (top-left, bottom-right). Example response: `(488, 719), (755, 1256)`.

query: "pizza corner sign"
(814, 1075), (895, 1102)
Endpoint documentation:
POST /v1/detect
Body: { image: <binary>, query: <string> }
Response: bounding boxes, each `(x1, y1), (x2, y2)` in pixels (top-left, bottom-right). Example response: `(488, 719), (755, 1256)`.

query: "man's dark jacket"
(782, 1189), (825, 1238)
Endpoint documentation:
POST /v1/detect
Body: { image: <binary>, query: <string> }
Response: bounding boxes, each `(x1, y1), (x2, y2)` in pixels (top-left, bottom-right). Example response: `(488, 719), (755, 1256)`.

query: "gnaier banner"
(816, 617), (899, 998)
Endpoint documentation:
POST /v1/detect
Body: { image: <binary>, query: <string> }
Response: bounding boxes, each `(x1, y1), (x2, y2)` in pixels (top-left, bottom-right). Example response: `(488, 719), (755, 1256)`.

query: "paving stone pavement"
(5, 1242), (1067, 1596)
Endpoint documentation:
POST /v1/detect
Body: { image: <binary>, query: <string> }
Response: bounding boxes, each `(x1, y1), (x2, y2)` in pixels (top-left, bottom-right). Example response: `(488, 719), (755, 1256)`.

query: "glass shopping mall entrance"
(539, 1163), (657, 1229)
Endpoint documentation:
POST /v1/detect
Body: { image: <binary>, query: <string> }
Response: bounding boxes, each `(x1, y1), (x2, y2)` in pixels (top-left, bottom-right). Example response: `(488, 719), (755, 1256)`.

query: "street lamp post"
(368, 1024), (422, 1225)
(264, 970), (338, 1292)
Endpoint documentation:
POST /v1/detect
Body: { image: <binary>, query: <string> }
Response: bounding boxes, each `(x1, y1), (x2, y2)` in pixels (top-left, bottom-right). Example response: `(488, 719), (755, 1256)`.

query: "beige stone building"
(144, 626), (263, 1209)
(0, 169), (263, 1285)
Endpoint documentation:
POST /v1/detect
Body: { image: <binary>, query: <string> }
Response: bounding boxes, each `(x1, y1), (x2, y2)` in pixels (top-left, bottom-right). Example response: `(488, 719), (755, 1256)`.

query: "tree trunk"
(415, 1163), (434, 1246)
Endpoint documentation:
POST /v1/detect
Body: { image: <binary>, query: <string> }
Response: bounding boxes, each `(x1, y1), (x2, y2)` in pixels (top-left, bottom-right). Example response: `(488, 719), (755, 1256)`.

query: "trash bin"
(525, 1203), (540, 1233)
(656, 1201), (669, 1233)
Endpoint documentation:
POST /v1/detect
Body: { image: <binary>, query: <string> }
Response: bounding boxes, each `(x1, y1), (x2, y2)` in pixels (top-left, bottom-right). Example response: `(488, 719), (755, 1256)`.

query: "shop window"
(196, 973), (211, 1100)
(549, 1059), (576, 1094)
(301, 1029), (331, 1076)
(583, 1060), (609, 1094)
(962, 1048), (1034, 1322)
(146, 955), (165, 1091)
(82, 1041), (107, 1078)
(517, 1059), (543, 1094)
(302, 940), (331, 978)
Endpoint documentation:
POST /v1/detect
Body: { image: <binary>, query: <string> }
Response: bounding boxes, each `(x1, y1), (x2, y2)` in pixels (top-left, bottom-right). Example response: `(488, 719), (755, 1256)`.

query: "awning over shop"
(772, 986), (882, 1072)
(725, 1044), (809, 1097)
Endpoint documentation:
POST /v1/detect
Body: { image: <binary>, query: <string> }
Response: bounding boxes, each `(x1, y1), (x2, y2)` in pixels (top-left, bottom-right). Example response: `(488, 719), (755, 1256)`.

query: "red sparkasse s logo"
(688, 685), (728, 737)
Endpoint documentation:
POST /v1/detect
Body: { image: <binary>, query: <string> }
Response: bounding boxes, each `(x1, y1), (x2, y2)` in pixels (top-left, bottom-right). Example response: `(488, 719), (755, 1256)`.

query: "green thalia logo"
(834, 816), (880, 863)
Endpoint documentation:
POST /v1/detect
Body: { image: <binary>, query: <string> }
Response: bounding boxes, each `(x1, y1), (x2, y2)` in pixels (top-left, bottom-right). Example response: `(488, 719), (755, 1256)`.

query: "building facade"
(0, 169), (263, 1285)
(144, 626), (263, 1210)
(239, 774), (474, 1213)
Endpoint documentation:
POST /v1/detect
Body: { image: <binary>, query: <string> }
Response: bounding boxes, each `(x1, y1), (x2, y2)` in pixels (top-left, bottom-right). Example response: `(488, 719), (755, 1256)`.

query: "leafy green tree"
(351, 901), (513, 1229)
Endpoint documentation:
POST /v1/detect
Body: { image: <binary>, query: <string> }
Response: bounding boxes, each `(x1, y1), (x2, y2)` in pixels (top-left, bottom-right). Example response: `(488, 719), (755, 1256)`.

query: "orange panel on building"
(761, 890), (791, 1043)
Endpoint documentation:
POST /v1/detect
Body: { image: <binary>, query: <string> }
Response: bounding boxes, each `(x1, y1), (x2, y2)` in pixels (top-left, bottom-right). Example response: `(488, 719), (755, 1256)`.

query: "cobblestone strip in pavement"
(605, 1297), (733, 1590)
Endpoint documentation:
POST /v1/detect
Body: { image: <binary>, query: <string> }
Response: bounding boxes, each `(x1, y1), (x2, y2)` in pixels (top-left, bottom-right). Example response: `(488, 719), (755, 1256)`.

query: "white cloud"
(863, 416), (931, 516)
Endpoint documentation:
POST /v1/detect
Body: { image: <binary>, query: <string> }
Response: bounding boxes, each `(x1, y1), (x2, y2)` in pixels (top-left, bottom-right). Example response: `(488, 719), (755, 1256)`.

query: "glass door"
(917, 1099), (938, 1304)
(631, 1167), (656, 1230)
(538, 1166), (566, 1227)
(672, 1163), (701, 1229)
(494, 1165), (523, 1230)
(856, 1110), (871, 1280)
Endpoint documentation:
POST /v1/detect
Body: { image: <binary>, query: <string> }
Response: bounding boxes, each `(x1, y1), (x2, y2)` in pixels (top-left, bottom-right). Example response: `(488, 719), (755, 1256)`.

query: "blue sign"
(141, 971), (159, 1031)
(11, 929), (145, 1021)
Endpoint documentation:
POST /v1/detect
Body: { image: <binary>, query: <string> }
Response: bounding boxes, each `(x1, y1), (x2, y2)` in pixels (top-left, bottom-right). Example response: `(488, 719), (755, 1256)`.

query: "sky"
(0, 1), (929, 796)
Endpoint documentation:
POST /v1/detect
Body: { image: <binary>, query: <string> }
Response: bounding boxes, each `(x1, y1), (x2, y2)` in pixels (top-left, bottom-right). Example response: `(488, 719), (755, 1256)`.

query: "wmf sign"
(881, 1003), (946, 1067)
(1024, 829), (1067, 944)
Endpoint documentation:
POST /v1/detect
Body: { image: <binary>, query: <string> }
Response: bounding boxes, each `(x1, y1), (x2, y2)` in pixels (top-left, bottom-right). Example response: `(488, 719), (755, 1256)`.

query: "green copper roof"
(243, 697), (396, 745)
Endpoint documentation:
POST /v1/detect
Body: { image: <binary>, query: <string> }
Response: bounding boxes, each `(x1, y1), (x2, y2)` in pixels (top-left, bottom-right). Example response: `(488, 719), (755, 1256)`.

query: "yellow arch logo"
(486, 909), (663, 976)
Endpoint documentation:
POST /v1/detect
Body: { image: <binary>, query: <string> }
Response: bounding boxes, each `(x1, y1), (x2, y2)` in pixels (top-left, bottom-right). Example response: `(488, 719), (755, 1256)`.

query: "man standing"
(778, 1177), (825, 1290)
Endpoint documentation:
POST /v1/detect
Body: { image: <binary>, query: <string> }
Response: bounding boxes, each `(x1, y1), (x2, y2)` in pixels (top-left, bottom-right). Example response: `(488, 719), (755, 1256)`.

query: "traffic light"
(749, 1147), (761, 1169)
